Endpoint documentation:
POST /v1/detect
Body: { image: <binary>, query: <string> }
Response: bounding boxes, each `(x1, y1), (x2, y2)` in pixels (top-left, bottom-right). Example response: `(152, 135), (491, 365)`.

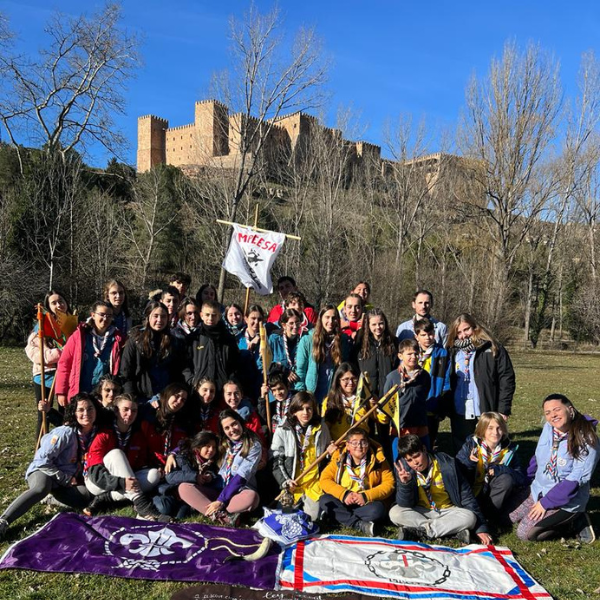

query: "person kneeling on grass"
(390, 434), (492, 545)
(319, 428), (394, 536)
(509, 394), (599, 543)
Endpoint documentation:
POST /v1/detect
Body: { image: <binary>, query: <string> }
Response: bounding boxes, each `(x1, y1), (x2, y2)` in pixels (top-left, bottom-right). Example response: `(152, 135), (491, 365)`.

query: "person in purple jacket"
(510, 393), (599, 543)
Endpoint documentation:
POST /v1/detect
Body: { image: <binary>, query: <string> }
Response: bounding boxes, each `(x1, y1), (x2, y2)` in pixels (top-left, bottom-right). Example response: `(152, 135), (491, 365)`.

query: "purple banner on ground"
(0, 513), (279, 586)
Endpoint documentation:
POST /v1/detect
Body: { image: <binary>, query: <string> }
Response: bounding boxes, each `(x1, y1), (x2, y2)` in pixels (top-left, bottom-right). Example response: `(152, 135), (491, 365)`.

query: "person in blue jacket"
(268, 308), (306, 390)
(0, 394), (99, 538)
(510, 394), (599, 543)
(155, 430), (220, 517)
(296, 304), (352, 404)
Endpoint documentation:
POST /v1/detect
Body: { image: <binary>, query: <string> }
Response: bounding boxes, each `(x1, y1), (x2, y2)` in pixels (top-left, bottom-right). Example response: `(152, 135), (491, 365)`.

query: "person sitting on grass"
(509, 394), (599, 543)
(456, 411), (527, 518)
(319, 428), (394, 537)
(178, 409), (262, 527)
(0, 394), (99, 539)
(390, 434), (492, 545)
(271, 392), (333, 521)
(84, 394), (167, 521)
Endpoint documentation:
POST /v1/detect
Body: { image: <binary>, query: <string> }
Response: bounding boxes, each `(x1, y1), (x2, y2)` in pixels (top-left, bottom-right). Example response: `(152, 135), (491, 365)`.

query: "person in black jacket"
(182, 300), (239, 392)
(446, 313), (516, 452)
(389, 434), (492, 545)
(119, 301), (185, 402)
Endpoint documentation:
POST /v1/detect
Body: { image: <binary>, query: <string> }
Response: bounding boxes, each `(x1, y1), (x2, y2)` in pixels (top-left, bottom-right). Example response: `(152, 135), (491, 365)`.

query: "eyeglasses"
(94, 312), (113, 320)
(340, 377), (358, 384)
(347, 441), (369, 448)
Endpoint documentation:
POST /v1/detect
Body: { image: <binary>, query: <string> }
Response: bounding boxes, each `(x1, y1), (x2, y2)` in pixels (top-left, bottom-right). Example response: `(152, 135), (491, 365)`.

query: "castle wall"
(137, 115), (168, 172)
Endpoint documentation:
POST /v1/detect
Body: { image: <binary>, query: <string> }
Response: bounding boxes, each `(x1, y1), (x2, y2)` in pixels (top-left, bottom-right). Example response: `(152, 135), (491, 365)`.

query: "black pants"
(319, 493), (387, 528)
(528, 509), (580, 541)
(479, 473), (515, 517)
(34, 382), (64, 442)
(450, 414), (477, 453)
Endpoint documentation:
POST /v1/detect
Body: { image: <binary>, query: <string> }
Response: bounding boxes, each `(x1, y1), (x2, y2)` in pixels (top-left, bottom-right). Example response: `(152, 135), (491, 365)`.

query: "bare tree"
(459, 41), (562, 326)
(210, 3), (327, 299)
(0, 3), (139, 169)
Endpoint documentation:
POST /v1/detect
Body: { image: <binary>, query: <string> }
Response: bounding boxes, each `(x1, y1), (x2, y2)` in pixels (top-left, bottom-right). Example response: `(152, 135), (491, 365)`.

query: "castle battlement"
(138, 115), (169, 124)
(167, 123), (195, 132)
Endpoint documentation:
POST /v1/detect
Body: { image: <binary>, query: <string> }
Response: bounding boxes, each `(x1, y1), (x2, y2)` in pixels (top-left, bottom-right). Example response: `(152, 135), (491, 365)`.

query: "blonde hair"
(474, 411), (509, 442)
(446, 313), (498, 355)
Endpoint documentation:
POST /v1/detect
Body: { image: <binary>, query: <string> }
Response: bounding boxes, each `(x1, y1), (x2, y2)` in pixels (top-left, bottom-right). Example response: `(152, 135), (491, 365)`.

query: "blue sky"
(2, 0), (600, 167)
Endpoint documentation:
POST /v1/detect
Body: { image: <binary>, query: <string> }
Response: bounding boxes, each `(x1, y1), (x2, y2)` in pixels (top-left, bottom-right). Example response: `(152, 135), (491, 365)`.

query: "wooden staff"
(276, 382), (410, 503)
(36, 304), (48, 448)
(242, 204), (260, 315)
(35, 377), (57, 451)
(259, 322), (272, 434)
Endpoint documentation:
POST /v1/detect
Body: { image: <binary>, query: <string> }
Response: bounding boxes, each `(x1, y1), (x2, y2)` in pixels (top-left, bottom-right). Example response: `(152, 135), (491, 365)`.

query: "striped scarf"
(91, 326), (115, 358)
(344, 452), (367, 491)
(479, 439), (503, 469)
(273, 394), (293, 431)
(223, 440), (243, 484)
(544, 428), (568, 481)
(415, 456), (438, 511)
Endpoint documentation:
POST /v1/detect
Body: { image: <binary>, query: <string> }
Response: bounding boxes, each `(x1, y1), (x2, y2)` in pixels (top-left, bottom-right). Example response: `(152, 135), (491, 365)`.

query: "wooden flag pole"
(216, 220), (301, 241)
(242, 204), (260, 315)
(36, 304), (48, 450)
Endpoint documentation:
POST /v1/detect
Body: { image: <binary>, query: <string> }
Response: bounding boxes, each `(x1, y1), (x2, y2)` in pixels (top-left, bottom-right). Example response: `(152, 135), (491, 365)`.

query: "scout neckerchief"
(194, 451), (214, 478)
(78, 426), (97, 477)
(478, 437), (503, 484)
(415, 454), (438, 512)
(283, 333), (299, 372)
(345, 451), (367, 491)
(294, 423), (314, 472)
(199, 403), (212, 424)
(274, 393), (293, 429)
(223, 440), (243, 484)
(91, 326), (115, 359)
(418, 345), (434, 367)
(114, 423), (132, 450)
(162, 415), (175, 457)
(544, 428), (568, 481)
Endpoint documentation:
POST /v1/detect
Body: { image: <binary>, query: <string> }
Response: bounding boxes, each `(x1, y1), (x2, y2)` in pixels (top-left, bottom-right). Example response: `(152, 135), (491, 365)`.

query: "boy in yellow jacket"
(319, 428), (394, 536)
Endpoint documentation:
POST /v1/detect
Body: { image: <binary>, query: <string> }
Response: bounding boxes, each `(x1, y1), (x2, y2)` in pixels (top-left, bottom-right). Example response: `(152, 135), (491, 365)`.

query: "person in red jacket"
(84, 394), (167, 520)
(55, 301), (124, 407)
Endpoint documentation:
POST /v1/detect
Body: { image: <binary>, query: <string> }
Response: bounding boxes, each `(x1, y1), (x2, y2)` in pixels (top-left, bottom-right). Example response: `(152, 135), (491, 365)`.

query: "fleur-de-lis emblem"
(119, 528), (193, 558)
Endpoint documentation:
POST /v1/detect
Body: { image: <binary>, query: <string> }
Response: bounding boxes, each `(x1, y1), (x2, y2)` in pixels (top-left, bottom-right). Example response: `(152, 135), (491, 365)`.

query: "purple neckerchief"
(217, 474), (247, 504)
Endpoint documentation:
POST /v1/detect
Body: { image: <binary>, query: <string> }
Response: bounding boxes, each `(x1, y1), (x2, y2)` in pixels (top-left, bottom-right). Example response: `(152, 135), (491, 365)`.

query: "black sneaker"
(575, 512), (596, 544)
(0, 518), (8, 540)
(355, 520), (375, 537)
(134, 494), (172, 522)
(83, 492), (112, 517)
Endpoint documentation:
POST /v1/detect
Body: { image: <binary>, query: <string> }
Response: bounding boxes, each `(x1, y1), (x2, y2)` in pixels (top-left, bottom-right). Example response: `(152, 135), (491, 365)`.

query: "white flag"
(222, 225), (285, 295)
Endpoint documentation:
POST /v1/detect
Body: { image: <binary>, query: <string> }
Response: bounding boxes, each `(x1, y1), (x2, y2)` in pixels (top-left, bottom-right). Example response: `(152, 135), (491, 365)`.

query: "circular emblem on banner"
(365, 549), (451, 586)
(104, 524), (207, 571)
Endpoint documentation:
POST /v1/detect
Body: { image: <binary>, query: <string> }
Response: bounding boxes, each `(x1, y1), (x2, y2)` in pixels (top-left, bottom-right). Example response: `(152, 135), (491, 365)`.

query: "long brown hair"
(155, 382), (188, 433)
(358, 308), (396, 360)
(446, 313), (498, 356)
(312, 304), (343, 365)
(217, 408), (260, 464)
(324, 362), (359, 424)
(543, 394), (598, 460)
(134, 301), (171, 359)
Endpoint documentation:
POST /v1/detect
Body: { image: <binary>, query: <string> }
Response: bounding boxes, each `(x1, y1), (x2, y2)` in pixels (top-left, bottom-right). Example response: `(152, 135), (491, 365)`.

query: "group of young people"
(3, 275), (597, 548)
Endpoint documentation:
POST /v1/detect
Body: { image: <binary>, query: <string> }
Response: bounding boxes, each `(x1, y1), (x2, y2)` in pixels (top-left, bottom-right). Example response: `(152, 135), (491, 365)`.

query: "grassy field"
(0, 347), (598, 599)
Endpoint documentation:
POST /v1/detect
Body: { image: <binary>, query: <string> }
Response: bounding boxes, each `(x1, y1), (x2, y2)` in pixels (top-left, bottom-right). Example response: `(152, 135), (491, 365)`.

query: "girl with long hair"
(119, 301), (184, 402)
(178, 409), (262, 526)
(103, 279), (132, 337)
(0, 394), (99, 538)
(172, 297), (200, 341)
(446, 313), (515, 452)
(25, 290), (72, 440)
(271, 392), (333, 520)
(296, 304), (351, 403)
(322, 362), (371, 440)
(353, 308), (398, 398)
(510, 394), (599, 543)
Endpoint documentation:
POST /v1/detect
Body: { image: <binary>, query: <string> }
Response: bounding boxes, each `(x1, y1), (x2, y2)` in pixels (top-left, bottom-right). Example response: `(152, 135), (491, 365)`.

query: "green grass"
(0, 347), (598, 599)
